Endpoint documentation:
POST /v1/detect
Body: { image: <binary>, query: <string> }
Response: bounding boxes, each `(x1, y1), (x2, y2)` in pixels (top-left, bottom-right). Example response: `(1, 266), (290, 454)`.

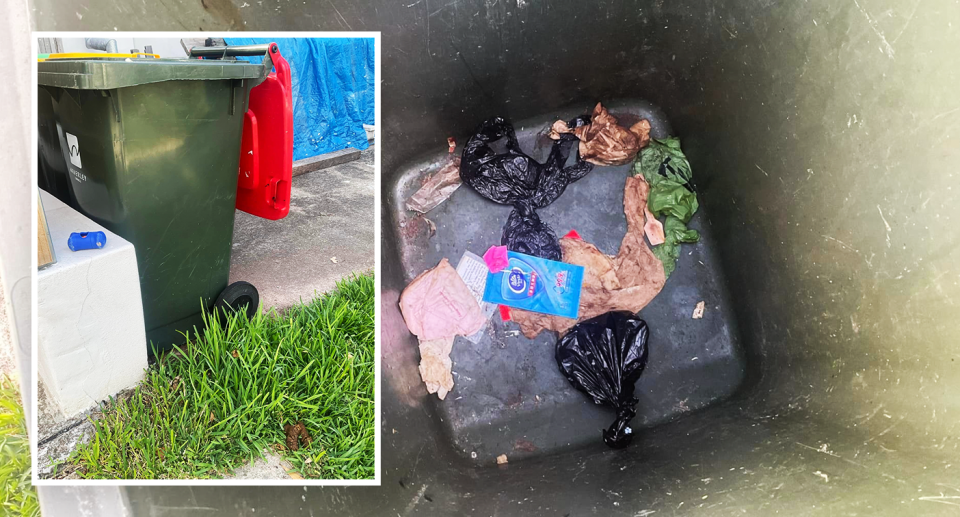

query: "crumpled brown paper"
(406, 138), (462, 214)
(400, 258), (487, 399)
(550, 103), (652, 166)
(511, 176), (667, 337)
(637, 172), (666, 246)
(418, 336), (455, 399)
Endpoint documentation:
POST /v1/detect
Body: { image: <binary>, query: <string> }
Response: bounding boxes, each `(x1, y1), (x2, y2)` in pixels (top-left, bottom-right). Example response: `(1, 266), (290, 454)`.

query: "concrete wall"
(0, 0), (33, 430)
(38, 192), (147, 418)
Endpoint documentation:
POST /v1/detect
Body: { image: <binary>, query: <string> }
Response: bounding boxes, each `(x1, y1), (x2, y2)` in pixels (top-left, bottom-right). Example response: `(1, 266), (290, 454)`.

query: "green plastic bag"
(638, 137), (693, 186)
(651, 216), (701, 278)
(633, 137), (700, 278)
(647, 179), (699, 223)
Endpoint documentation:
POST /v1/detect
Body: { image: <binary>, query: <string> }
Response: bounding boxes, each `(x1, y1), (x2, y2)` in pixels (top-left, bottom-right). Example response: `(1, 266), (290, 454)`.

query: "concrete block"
(38, 191), (147, 418)
(292, 148), (361, 177)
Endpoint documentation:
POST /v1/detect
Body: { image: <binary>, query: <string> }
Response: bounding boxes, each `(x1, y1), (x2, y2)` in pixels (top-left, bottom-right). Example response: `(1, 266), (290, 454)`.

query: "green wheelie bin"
(37, 49), (289, 352)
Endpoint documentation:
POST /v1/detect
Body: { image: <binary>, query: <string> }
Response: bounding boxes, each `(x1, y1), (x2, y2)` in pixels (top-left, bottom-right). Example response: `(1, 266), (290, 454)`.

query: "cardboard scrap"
(692, 301), (705, 319)
(406, 138), (462, 214)
(418, 337), (455, 399)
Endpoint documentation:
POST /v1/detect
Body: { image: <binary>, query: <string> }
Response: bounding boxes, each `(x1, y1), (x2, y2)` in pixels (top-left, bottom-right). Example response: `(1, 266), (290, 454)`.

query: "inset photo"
(34, 34), (377, 481)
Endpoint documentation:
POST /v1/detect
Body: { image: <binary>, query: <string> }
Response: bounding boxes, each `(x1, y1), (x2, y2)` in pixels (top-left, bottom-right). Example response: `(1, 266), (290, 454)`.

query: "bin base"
(146, 312), (206, 354)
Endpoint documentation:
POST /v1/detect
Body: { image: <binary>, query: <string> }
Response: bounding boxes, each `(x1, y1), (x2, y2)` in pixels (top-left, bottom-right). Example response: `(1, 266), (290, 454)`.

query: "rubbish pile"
(509, 176), (666, 338)
(399, 103), (701, 448)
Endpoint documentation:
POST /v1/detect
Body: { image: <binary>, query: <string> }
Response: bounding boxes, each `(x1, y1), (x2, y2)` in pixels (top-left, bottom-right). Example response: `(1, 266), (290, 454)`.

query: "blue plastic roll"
(67, 232), (107, 251)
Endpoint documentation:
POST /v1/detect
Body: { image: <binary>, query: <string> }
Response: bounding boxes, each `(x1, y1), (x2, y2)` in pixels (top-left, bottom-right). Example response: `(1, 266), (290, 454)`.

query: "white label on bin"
(65, 132), (82, 168)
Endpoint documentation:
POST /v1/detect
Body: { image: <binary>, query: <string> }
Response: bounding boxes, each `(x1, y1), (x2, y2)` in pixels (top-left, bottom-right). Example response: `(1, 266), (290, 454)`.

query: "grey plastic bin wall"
(32, 3), (960, 516)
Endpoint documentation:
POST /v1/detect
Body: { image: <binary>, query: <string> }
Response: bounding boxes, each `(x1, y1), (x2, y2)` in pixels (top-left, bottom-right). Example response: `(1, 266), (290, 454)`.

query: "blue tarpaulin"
(224, 37), (375, 161)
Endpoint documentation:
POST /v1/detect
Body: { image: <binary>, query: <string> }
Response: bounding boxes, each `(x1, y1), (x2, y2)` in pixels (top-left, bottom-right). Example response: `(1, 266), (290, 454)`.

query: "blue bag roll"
(67, 232), (106, 251)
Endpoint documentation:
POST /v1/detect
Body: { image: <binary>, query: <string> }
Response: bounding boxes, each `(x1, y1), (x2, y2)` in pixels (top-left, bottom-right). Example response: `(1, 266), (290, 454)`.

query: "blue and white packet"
(482, 251), (584, 319)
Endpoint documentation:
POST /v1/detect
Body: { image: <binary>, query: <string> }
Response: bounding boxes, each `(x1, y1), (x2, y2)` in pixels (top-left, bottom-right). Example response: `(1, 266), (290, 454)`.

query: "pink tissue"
(483, 245), (509, 273)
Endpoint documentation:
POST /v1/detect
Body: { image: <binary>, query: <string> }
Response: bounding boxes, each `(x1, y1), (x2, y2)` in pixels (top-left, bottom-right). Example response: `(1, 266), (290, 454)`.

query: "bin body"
(38, 58), (262, 350)
(37, 86), (71, 201)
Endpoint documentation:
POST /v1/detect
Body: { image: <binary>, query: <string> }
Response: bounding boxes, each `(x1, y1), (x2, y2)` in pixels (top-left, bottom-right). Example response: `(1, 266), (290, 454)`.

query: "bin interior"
(389, 101), (747, 463)
(31, 0), (960, 515)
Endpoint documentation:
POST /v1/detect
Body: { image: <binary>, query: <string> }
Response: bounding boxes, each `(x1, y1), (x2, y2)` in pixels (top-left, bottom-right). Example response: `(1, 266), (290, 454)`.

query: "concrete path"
(229, 146), (375, 312)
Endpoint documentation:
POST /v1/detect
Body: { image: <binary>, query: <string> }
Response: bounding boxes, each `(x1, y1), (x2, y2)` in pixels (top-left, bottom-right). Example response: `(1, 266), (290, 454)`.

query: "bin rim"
(37, 57), (264, 90)
(39, 52), (161, 61)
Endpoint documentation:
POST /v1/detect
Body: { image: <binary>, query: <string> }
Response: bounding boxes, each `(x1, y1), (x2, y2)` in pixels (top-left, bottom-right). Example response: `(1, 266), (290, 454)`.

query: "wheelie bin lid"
(37, 56), (264, 90)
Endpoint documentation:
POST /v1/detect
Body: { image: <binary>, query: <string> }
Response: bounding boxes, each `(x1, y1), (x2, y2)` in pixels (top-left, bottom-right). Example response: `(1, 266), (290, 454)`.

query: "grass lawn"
(66, 273), (374, 480)
(0, 375), (39, 516)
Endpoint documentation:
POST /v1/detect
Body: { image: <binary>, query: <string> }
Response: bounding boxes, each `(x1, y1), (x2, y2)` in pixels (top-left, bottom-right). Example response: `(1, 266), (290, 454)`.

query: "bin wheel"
(213, 281), (259, 321)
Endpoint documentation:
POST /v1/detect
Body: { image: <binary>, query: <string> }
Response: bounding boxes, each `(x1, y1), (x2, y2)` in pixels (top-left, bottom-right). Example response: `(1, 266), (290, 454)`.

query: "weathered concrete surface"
(0, 288), (15, 377)
(37, 381), (95, 479)
(38, 191), (147, 419)
(230, 146), (375, 311)
(227, 449), (296, 480)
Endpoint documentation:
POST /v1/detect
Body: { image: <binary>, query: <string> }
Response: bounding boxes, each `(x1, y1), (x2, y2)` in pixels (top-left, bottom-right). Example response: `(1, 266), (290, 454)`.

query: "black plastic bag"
(460, 116), (593, 260)
(556, 312), (649, 449)
(500, 204), (561, 260)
